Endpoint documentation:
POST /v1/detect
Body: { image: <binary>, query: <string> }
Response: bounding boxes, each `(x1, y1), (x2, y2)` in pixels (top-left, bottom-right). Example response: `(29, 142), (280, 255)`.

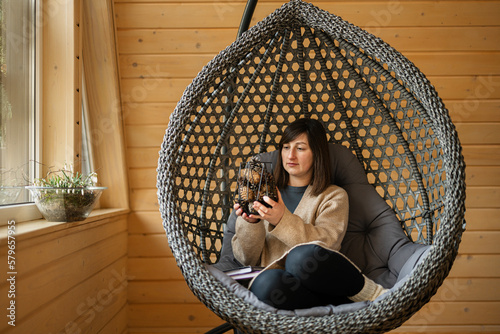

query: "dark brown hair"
(274, 118), (331, 196)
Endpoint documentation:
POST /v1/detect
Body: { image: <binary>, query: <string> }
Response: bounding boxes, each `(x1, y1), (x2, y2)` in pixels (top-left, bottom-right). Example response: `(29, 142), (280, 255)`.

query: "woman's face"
(281, 132), (314, 186)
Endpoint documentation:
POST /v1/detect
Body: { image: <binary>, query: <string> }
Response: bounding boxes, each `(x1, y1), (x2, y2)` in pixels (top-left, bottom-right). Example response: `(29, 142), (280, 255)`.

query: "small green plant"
(27, 164), (105, 222)
(33, 164), (98, 188)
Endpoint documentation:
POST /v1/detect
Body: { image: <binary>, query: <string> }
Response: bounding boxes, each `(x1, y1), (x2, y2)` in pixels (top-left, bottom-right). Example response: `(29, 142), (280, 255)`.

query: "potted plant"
(26, 164), (106, 222)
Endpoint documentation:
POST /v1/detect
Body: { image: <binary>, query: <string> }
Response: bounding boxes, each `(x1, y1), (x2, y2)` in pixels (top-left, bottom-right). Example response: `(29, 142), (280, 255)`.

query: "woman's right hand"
(234, 203), (261, 223)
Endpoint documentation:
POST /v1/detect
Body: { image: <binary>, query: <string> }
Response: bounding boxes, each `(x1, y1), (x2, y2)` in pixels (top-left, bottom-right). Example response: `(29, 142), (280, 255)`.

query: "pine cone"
(237, 185), (255, 202)
(236, 156), (278, 215)
(238, 167), (261, 185)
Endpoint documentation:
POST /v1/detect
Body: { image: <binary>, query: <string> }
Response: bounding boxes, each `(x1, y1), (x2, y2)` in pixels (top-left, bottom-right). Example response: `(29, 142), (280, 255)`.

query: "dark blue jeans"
(249, 244), (364, 310)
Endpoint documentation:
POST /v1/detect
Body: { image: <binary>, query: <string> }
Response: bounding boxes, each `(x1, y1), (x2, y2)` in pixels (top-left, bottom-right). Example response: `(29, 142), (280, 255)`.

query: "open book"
(224, 266), (264, 281)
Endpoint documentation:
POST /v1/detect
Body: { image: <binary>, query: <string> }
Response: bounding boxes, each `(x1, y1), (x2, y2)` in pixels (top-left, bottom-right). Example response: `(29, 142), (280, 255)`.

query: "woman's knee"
(250, 269), (295, 306)
(249, 268), (322, 310)
(285, 244), (334, 277)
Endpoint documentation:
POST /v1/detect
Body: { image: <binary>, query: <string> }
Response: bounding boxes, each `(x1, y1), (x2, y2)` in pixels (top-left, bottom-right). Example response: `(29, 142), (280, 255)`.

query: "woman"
(232, 118), (386, 310)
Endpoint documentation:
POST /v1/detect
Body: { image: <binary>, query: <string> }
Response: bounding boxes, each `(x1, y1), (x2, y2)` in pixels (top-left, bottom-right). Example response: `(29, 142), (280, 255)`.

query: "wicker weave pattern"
(157, 0), (466, 332)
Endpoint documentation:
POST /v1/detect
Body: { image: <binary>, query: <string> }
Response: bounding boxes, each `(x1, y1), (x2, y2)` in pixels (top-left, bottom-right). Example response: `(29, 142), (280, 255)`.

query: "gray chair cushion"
(214, 144), (429, 290)
(340, 183), (428, 288)
(207, 263), (376, 316)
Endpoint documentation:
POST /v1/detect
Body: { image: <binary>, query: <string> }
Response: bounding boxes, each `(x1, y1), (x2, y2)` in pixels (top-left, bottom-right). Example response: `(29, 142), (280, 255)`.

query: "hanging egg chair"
(156, 0), (466, 332)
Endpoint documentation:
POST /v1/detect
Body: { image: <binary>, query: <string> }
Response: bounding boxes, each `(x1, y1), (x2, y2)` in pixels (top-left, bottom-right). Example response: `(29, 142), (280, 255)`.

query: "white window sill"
(0, 208), (129, 245)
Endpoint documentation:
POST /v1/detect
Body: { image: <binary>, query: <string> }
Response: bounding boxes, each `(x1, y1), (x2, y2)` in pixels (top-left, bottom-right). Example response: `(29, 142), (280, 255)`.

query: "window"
(0, 0), (126, 224)
(0, 0), (39, 219)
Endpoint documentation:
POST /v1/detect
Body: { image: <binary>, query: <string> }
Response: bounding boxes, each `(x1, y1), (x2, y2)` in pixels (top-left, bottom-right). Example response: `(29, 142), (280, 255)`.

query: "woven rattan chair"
(156, 0), (466, 332)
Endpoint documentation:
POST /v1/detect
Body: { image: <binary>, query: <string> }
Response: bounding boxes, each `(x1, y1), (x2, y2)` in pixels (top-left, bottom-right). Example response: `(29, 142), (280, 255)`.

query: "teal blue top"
(280, 185), (308, 213)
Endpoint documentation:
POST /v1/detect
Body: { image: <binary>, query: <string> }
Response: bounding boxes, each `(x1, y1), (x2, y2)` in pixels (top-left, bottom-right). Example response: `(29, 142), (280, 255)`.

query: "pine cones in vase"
(236, 156), (278, 215)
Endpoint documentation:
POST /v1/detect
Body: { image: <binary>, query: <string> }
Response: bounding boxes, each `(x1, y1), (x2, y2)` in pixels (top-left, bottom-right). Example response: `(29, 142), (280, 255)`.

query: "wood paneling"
(462, 145), (500, 166)
(121, 78), (191, 103)
(128, 280), (204, 304)
(42, 0), (82, 173)
(448, 100), (500, 123)
(127, 147), (161, 168)
(128, 304), (224, 328)
(119, 54), (214, 78)
(116, 0), (500, 333)
(464, 208), (500, 231)
(128, 257), (184, 280)
(82, 0), (129, 209)
(392, 325), (500, 333)
(125, 125), (167, 148)
(114, 2), (500, 28)
(0, 213), (128, 334)
(129, 234), (173, 257)
(128, 211), (165, 234)
(122, 102), (176, 125)
(466, 187), (500, 208)
(120, 52), (500, 79)
(117, 27), (500, 55)
(404, 302), (500, 326)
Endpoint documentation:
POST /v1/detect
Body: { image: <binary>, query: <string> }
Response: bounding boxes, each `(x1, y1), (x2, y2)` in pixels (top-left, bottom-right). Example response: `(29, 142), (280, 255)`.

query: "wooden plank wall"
(116, 0), (500, 333)
(0, 213), (128, 333)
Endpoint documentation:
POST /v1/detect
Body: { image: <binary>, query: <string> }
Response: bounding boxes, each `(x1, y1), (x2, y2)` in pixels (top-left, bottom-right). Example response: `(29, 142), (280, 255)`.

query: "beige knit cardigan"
(232, 184), (349, 269)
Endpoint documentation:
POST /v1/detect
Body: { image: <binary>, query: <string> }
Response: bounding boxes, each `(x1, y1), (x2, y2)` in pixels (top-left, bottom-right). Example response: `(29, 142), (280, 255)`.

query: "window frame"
(1, 0), (129, 225)
(0, 0), (41, 223)
(0, 0), (84, 224)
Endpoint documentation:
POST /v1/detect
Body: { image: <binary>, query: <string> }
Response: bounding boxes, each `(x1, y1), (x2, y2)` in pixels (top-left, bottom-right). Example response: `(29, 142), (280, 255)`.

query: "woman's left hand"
(252, 190), (285, 226)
